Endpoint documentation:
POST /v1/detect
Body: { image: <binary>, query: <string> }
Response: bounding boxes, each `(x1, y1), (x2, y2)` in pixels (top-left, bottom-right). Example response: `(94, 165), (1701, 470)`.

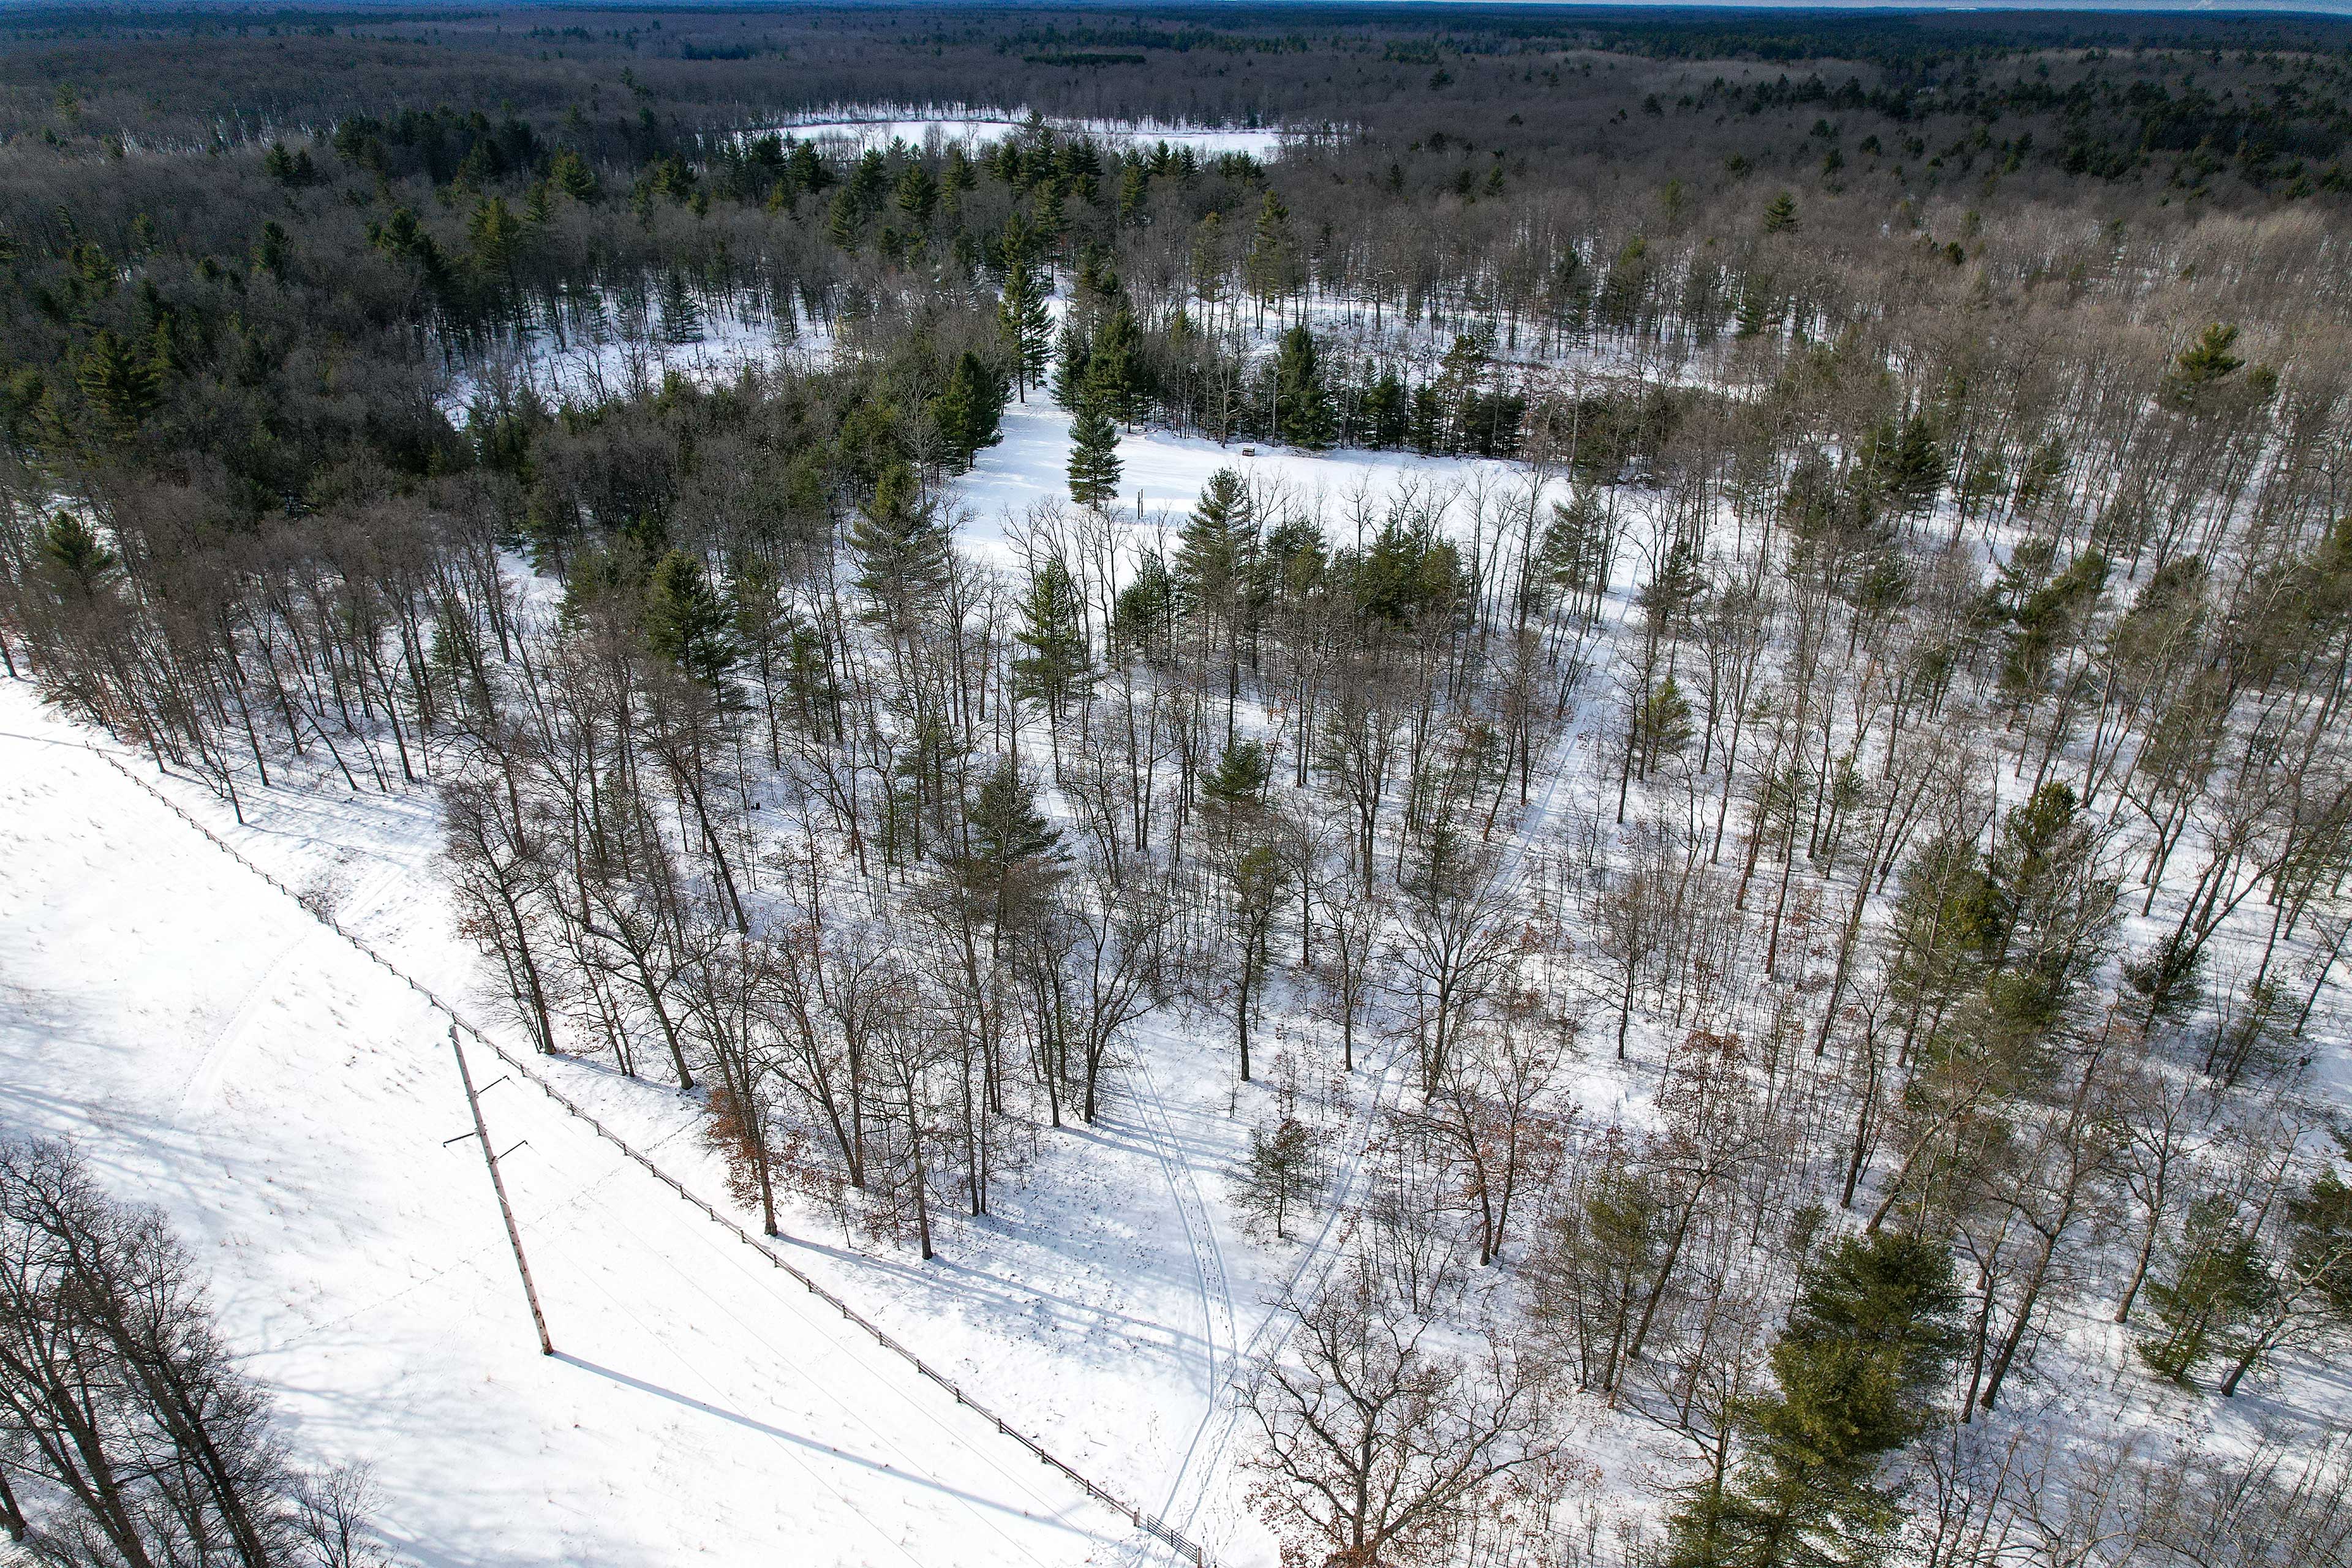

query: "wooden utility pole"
(450, 1025), (553, 1355)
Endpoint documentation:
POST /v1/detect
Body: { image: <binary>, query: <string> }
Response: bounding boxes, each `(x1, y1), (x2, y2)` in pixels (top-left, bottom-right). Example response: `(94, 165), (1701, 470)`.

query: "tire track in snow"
(176, 859), (408, 1125)
(1147, 1031), (1415, 1561)
(178, 933), (311, 1125)
(1118, 1048), (1235, 1526)
(1144, 652), (1614, 1562)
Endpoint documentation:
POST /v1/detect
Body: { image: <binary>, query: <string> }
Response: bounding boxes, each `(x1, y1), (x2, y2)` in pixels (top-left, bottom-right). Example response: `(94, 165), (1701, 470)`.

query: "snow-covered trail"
(0, 691), (1127, 1568)
(1129, 566), (1635, 1566)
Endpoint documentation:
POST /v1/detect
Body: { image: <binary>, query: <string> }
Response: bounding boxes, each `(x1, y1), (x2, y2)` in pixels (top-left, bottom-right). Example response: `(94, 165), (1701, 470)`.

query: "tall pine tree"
(1011, 557), (1093, 718)
(1272, 324), (1335, 450)
(930, 350), (1007, 471)
(996, 216), (1054, 401)
(1243, 190), (1301, 322)
(1066, 357), (1125, 508)
(850, 464), (954, 631)
(644, 549), (736, 691)
(1664, 1232), (1961, 1568)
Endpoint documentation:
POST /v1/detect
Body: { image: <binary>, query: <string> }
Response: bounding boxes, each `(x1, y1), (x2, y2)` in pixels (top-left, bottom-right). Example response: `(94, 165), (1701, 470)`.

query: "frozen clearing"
(0, 688), (1140, 1568)
(953, 394), (1532, 565)
(761, 108), (1297, 160)
(436, 300), (814, 421)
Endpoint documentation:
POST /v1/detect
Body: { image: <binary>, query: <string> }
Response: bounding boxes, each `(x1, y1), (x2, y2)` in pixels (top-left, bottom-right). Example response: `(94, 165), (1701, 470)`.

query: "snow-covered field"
(952, 394), (1549, 577)
(759, 107), (1299, 160)
(0, 690), (1170, 1567)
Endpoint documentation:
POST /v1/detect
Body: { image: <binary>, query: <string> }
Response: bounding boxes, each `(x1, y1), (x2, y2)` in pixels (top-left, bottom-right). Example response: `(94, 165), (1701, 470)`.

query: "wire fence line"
(82, 741), (1215, 1568)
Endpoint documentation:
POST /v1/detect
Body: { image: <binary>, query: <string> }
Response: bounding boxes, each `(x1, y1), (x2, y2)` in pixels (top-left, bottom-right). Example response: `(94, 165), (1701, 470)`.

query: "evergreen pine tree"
(1234, 1117), (1324, 1240)
(1637, 537), (1706, 629)
(1011, 558), (1093, 718)
(827, 187), (863, 249)
(1877, 410), (1946, 514)
(1088, 301), (1144, 422)
(849, 464), (954, 627)
(1360, 369), (1408, 449)
(1033, 184), (1066, 243)
(783, 620), (839, 737)
(1664, 1232), (1961, 1568)
(970, 755), (1062, 864)
(2160, 322), (2245, 412)
(943, 145), (976, 198)
(1999, 548), (2108, 710)
(1633, 674), (1695, 775)
(2138, 1194), (2267, 1384)
(894, 163), (937, 225)
(956, 755), (1066, 922)
(1175, 468), (1252, 613)
(1112, 552), (1178, 656)
(1885, 832), (2001, 1049)
(1065, 349), (1128, 510)
(1200, 737), (1272, 815)
(996, 219), (1054, 401)
(1762, 190), (1800, 233)
(42, 511), (119, 595)
(1073, 247), (1121, 314)
(930, 350), (1007, 470)
(469, 196), (526, 286)
(75, 330), (159, 431)
(252, 220), (291, 283)
(550, 147), (600, 202)
(1117, 159), (1149, 225)
(644, 549), (736, 690)
(1272, 324), (1336, 450)
(848, 148), (890, 209)
(1243, 191), (1301, 319)
(1599, 238), (1651, 329)
(1066, 396), (1123, 508)
(1050, 318), (1092, 410)
(788, 140), (826, 196)
(657, 270), (704, 345)
(1408, 382), (1449, 454)
(371, 207), (452, 301)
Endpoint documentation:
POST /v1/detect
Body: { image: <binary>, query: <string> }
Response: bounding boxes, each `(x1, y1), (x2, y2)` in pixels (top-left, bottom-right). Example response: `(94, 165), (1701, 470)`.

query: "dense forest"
(6, 4), (2352, 1566)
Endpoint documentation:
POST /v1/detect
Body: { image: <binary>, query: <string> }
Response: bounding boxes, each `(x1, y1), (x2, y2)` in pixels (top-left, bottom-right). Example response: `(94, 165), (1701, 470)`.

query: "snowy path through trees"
(1144, 648), (1618, 1564)
(1119, 1049), (1236, 1534)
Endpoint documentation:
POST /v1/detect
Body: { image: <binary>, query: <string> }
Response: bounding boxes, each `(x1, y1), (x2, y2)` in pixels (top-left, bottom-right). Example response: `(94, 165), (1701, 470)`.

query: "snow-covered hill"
(0, 685), (1137, 1567)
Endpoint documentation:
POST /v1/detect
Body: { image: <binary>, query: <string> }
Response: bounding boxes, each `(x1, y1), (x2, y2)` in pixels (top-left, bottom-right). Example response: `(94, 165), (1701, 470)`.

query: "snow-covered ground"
(952, 394), (1546, 569)
(0, 689), (1159, 1567)
(20, 270), (2352, 1566)
(437, 295), (816, 420)
(0, 399), (1586, 1561)
(758, 107), (1301, 161)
